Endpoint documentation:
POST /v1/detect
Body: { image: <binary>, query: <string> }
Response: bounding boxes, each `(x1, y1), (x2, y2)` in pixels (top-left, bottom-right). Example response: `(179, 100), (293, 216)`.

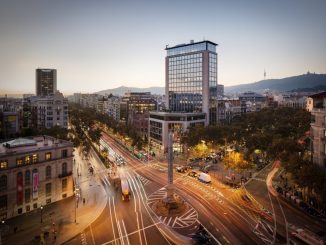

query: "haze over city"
(0, 0), (325, 94)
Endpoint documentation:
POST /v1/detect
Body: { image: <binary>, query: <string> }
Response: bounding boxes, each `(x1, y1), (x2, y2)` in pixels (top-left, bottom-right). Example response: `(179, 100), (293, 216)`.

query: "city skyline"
(1, 0), (326, 94)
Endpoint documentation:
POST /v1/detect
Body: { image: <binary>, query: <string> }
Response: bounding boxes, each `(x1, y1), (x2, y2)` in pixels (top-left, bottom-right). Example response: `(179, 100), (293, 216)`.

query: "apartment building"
(0, 135), (73, 219)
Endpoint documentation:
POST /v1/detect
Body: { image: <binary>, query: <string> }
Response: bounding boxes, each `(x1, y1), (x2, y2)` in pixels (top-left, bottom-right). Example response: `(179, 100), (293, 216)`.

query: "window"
(45, 183), (52, 197)
(45, 166), (51, 179)
(62, 149), (68, 158)
(16, 158), (23, 166)
(62, 162), (67, 175)
(25, 189), (31, 203)
(32, 154), (38, 163)
(24, 156), (30, 165)
(25, 170), (31, 185)
(0, 195), (7, 211)
(46, 198), (51, 204)
(26, 205), (30, 212)
(62, 179), (67, 192)
(33, 203), (37, 209)
(45, 152), (51, 161)
(17, 208), (22, 214)
(0, 175), (7, 191)
(0, 160), (8, 170)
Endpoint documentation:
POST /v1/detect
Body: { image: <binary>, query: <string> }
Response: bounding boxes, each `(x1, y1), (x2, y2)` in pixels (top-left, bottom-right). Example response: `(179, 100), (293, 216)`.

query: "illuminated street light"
(40, 205), (44, 223)
(74, 188), (80, 223)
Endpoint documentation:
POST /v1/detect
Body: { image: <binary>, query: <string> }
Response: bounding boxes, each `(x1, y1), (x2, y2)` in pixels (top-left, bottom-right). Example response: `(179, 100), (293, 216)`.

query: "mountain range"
(96, 73), (326, 96)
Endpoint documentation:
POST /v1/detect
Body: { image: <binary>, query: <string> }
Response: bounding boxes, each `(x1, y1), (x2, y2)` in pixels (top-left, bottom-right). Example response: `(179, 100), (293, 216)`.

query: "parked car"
(198, 173), (212, 183)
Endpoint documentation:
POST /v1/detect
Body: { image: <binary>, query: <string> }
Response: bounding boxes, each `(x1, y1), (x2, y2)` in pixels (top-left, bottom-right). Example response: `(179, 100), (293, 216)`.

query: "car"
(176, 166), (186, 173)
(188, 170), (199, 178)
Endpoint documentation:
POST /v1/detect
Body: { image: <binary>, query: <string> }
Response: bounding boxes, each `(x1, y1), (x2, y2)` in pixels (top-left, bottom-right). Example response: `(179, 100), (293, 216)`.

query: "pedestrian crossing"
(136, 174), (151, 186)
(147, 187), (198, 228)
(149, 163), (167, 172)
(179, 177), (225, 204)
(80, 232), (87, 245)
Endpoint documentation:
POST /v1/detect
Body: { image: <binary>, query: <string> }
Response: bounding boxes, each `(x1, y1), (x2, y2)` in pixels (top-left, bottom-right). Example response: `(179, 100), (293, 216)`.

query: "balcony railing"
(58, 171), (72, 178)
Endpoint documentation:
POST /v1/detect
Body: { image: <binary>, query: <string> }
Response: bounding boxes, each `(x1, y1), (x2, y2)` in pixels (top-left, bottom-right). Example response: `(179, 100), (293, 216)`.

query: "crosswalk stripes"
(149, 163), (167, 172)
(80, 233), (87, 245)
(147, 187), (198, 228)
(157, 206), (198, 228)
(136, 174), (151, 186)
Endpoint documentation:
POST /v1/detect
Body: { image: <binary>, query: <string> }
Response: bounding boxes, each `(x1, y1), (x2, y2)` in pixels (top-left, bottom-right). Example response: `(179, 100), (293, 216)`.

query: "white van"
(198, 173), (212, 183)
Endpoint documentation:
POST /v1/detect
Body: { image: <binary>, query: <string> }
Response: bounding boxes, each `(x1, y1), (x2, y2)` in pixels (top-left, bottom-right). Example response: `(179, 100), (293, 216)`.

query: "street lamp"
(40, 205), (43, 223)
(74, 188), (80, 223)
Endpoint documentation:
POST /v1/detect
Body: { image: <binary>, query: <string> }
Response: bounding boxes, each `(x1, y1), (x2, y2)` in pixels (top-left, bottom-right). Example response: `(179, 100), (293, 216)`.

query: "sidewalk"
(2, 149), (107, 245)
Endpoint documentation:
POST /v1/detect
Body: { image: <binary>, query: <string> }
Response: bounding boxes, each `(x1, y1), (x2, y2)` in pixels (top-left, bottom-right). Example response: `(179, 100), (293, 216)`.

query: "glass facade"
(209, 53), (218, 124)
(166, 41), (218, 124)
(168, 53), (203, 112)
(150, 121), (162, 141)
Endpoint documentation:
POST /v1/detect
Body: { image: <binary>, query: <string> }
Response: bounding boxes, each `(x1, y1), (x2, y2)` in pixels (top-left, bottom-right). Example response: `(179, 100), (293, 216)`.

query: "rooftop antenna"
(264, 69), (266, 80)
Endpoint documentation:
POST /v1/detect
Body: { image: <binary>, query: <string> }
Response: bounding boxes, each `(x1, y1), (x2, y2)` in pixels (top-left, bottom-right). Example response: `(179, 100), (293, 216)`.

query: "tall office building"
(149, 40), (218, 152)
(165, 40), (218, 125)
(36, 69), (57, 96)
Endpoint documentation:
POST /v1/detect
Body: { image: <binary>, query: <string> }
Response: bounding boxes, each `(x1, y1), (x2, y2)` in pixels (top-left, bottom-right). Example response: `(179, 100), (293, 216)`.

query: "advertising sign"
(17, 172), (23, 205)
(32, 171), (39, 199)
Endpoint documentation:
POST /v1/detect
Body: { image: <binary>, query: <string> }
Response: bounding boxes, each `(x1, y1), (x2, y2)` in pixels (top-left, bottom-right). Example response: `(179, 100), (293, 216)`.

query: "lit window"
(25, 156), (31, 165)
(16, 158), (23, 166)
(32, 154), (38, 163)
(0, 161), (8, 169)
(45, 152), (52, 161)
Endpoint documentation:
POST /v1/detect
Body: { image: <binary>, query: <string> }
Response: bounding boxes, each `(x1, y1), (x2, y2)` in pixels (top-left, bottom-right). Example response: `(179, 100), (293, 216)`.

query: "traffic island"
(151, 192), (187, 217)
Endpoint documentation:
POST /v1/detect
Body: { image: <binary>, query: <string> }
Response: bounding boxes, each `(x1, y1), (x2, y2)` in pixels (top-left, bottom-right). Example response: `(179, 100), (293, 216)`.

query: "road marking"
(121, 219), (130, 245)
(100, 222), (161, 245)
(147, 187), (198, 228)
(81, 233), (87, 245)
(198, 222), (222, 245)
(90, 224), (96, 245)
(108, 196), (117, 245)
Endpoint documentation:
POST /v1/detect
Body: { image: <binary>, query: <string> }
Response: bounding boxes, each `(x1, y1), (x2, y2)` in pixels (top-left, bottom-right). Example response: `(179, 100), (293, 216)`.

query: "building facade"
(166, 40), (218, 125)
(121, 92), (157, 137)
(30, 91), (69, 129)
(36, 69), (57, 96)
(149, 40), (218, 152)
(309, 92), (326, 168)
(149, 112), (206, 152)
(0, 136), (73, 219)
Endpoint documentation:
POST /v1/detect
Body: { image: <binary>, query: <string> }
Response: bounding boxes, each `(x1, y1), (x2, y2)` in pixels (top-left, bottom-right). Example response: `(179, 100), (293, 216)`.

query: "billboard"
(17, 172), (23, 205)
(32, 171), (39, 199)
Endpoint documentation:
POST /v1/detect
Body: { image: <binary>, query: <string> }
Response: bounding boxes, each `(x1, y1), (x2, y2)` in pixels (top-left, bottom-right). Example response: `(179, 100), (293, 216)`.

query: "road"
(66, 130), (326, 245)
(66, 145), (170, 245)
(96, 132), (274, 244)
(246, 162), (326, 243)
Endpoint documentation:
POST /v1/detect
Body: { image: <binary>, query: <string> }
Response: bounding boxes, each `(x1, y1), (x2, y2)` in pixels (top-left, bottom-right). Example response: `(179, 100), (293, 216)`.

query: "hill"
(225, 73), (326, 93)
(97, 86), (165, 96)
(95, 73), (326, 96)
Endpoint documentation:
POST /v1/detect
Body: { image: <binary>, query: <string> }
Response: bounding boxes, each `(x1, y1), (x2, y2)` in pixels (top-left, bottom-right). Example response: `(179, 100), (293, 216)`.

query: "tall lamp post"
(40, 205), (43, 223)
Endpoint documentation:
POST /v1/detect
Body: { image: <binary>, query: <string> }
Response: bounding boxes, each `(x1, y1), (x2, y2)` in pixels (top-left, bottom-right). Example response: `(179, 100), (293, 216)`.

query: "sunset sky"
(0, 0), (325, 94)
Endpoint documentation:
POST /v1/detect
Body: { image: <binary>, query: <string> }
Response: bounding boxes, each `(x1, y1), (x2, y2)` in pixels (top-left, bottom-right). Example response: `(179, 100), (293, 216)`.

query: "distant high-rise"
(36, 68), (57, 96)
(166, 40), (218, 125)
